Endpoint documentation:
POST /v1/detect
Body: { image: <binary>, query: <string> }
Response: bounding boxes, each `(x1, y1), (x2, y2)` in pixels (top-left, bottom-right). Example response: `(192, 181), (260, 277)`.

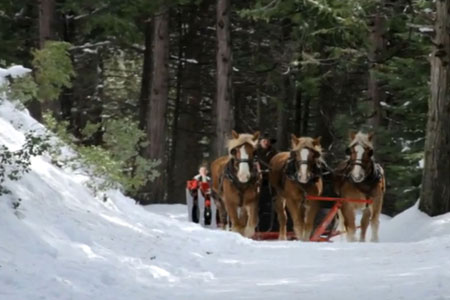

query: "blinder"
(229, 144), (257, 165)
(345, 147), (351, 156)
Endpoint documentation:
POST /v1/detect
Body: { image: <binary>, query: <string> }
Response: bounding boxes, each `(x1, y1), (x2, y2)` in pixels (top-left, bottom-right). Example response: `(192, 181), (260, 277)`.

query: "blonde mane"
(291, 137), (323, 155)
(227, 133), (258, 154)
(349, 132), (373, 149)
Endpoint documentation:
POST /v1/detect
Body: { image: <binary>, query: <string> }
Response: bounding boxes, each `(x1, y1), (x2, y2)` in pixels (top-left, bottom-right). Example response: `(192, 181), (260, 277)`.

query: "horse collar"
(347, 160), (382, 194)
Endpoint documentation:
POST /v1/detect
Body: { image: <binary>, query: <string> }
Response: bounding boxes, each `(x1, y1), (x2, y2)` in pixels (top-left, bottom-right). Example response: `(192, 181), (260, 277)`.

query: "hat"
(261, 132), (277, 144)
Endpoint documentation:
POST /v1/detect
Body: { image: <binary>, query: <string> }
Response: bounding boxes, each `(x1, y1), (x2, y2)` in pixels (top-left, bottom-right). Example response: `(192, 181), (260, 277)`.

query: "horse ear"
(231, 130), (239, 139)
(252, 131), (260, 141)
(313, 136), (322, 146)
(349, 131), (356, 141)
(291, 134), (299, 147)
(368, 132), (374, 142)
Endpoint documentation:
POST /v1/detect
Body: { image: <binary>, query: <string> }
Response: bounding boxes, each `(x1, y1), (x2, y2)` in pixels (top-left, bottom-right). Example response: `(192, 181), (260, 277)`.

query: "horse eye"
(230, 149), (237, 156)
(368, 149), (374, 157)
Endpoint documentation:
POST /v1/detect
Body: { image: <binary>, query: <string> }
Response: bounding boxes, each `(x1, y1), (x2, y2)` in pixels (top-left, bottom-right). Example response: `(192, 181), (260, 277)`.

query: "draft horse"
(269, 135), (324, 240)
(211, 130), (260, 238)
(334, 132), (385, 242)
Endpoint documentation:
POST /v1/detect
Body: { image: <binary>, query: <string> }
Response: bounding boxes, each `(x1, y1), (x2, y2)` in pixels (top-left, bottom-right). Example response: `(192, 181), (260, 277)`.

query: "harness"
(218, 154), (260, 207)
(342, 158), (383, 197)
(282, 155), (324, 188)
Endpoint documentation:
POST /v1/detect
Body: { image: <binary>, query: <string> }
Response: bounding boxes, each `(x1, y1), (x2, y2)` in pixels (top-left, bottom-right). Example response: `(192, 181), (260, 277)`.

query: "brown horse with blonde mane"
(210, 130), (260, 237)
(334, 132), (385, 242)
(269, 135), (324, 240)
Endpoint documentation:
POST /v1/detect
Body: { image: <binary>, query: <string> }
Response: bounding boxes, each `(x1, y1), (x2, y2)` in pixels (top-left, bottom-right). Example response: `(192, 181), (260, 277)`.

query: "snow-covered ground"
(1, 67), (450, 300)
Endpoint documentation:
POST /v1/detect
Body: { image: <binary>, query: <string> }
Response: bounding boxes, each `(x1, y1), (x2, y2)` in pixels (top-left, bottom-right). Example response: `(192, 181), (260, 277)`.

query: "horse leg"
(224, 196), (244, 235)
(304, 200), (320, 241)
(286, 197), (303, 240)
(342, 203), (356, 242)
(214, 197), (227, 229)
(275, 196), (287, 240)
(238, 207), (248, 230)
(244, 201), (258, 238)
(359, 206), (371, 242)
(370, 195), (383, 242)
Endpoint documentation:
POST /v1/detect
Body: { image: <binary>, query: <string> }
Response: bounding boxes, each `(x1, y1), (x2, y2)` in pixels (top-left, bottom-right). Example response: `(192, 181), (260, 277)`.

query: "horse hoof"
(244, 227), (255, 238)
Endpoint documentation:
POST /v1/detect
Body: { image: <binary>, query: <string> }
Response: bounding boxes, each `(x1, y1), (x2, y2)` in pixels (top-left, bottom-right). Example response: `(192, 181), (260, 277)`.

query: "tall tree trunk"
(169, 2), (215, 203)
(144, 8), (170, 204)
(368, 9), (397, 215)
(419, 0), (450, 216)
(368, 10), (386, 134)
(301, 96), (310, 136)
(60, 11), (76, 126)
(294, 84), (302, 136)
(276, 74), (292, 150)
(139, 19), (153, 131)
(38, 0), (55, 47)
(214, 0), (233, 157)
(316, 79), (335, 149)
(31, 0), (56, 122)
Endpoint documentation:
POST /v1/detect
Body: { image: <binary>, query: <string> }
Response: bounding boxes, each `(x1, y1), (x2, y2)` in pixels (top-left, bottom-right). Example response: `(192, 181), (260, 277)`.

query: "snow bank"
(0, 65), (31, 85)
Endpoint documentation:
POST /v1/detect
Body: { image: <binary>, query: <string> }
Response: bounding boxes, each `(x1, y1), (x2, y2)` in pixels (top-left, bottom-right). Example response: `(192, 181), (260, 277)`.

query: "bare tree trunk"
(214, 0), (233, 157)
(419, 0), (450, 216)
(144, 8), (170, 204)
(301, 96), (310, 136)
(294, 84), (302, 136)
(368, 10), (386, 134)
(276, 74), (292, 150)
(139, 19), (153, 130)
(31, 0), (57, 121)
(38, 0), (55, 47)
(316, 79), (335, 149)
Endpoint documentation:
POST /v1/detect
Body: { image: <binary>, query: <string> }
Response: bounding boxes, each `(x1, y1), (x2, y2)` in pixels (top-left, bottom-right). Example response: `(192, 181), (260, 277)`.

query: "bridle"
(285, 147), (322, 185)
(224, 144), (260, 186)
(346, 146), (373, 168)
(344, 144), (376, 183)
(220, 143), (260, 206)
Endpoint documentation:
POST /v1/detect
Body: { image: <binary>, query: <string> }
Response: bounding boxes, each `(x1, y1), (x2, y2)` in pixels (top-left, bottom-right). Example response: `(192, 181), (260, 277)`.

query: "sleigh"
(254, 195), (373, 242)
(186, 180), (217, 228)
(186, 180), (372, 241)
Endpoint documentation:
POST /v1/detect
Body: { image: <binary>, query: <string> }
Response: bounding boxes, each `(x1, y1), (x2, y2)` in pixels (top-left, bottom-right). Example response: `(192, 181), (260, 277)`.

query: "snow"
(418, 158), (425, 169)
(0, 65), (31, 85)
(419, 27), (434, 33)
(1, 67), (450, 300)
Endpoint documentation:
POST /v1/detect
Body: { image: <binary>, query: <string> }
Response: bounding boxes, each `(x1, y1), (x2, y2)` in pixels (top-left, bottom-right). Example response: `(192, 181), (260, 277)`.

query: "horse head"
(290, 134), (322, 184)
(228, 130), (260, 183)
(346, 131), (374, 183)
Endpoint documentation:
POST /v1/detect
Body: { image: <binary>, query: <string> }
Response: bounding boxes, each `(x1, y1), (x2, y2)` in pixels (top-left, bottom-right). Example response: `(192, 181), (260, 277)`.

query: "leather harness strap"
(220, 156), (260, 207)
(281, 156), (323, 188)
(342, 159), (383, 198)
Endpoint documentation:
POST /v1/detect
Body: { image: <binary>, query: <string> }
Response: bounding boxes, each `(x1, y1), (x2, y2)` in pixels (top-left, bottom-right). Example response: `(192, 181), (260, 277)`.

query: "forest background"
(1, 0), (446, 216)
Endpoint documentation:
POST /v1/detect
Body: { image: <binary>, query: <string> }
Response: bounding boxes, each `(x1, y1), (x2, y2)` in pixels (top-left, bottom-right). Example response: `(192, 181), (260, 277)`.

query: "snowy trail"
(1, 73), (450, 299)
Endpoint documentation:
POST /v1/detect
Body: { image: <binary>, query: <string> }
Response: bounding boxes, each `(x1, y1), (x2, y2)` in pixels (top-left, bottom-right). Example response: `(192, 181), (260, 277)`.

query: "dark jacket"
(255, 146), (278, 171)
